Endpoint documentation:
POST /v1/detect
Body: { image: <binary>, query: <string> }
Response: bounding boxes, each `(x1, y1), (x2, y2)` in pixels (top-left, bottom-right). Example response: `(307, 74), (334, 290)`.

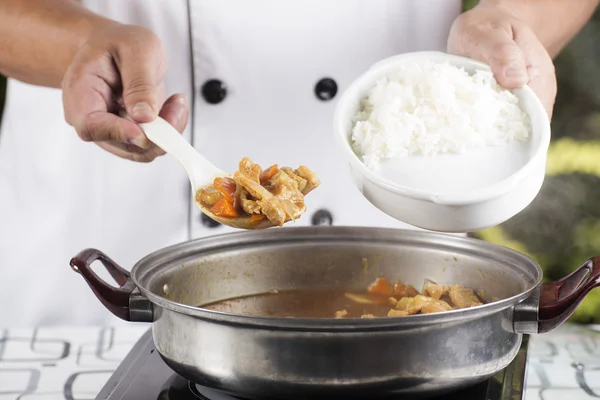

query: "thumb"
(122, 69), (161, 123)
(455, 28), (530, 89)
(117, 40), (166, 123)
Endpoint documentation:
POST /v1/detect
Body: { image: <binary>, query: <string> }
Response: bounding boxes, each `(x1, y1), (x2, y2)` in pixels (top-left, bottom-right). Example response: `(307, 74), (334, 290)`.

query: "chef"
(0, 0), (597, 327)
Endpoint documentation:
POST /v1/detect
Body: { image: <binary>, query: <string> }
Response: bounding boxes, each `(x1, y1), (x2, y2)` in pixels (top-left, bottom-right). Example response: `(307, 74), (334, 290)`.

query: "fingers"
(113, 28), (167, 123)
(448, 10), (557, 118)
(62, 69), (149, 149)
(456, 25), (530, 89)
(62, 24), (179, 162)
(62, 59), (121, 130)
(90, 93), (188, 162)
(116, 94), (189, 161)
(159, 94), (189, 133)
(71, 93), (188, 163)
(78, 112), (151, 149)
(61, 36), (153, 150)
(62, 24), (186, 163)
(513, 28), (557, 118)
(95, 141), (167, 163)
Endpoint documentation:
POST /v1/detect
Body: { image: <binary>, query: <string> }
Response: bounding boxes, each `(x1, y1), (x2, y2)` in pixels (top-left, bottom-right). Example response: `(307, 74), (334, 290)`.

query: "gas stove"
(97, 329), (529, 400)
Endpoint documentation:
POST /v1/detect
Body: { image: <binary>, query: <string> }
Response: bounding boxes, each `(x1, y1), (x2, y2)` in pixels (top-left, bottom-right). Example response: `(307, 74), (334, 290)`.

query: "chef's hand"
(62, 23), (189, 162)
(447, 3), (557, 118)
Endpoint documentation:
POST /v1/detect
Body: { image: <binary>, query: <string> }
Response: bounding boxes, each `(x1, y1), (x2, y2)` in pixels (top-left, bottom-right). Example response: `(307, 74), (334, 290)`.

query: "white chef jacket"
(0, 0), (461, 327)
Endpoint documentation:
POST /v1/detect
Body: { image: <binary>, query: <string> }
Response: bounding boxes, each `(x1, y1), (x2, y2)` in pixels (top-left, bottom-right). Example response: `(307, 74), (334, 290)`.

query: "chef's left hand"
(447, 2), (557, 118)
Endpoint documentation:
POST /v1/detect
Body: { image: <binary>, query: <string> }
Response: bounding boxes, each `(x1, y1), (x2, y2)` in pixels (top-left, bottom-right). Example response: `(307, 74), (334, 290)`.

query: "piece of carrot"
(213, 177), (237, 203)
(250, 214), (267, 225)
(259, 164), (278, 183)
(367, 277), (394, 296)
(210, 198), (238, 218)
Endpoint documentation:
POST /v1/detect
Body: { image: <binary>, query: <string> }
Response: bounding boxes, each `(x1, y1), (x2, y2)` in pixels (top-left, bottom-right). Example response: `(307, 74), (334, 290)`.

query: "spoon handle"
(138, 117), (225, 189)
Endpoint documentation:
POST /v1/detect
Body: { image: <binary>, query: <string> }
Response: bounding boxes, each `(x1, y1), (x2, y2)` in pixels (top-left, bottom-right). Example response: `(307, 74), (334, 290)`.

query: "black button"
(314, 78), (337, 101)
(201, 79), (227, 104)
(311, 209), (333, 226)
(200, 213), (221, 228)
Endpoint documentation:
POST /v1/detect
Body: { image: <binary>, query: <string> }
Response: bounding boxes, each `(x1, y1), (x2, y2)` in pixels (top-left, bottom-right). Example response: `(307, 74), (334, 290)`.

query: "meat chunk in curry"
(449, 286), (484, 309)
(337, 277), (484, 319)
(195, 157), (320, 226)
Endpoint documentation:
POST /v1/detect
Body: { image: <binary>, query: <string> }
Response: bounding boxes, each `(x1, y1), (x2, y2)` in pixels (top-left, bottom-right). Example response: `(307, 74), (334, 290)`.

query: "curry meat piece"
(196, 186), (222, 207)
(391, 294), (452, 315)
(449, 286), (483, 308)
(421, 298), (453, 314)
(423, 280), (450, 300)
(335, 277), (485, 319)
(393, 280), (419, 297)
(234, 158), (319, 226)
(387, 309), (409, 317)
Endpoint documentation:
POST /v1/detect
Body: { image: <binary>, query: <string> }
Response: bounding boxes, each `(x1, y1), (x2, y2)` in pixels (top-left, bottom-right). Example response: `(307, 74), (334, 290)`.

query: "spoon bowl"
(137, 117), (278, 229)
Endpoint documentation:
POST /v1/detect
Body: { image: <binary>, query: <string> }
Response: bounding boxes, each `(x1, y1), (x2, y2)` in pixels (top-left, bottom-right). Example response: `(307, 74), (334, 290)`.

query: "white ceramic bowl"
(333, 51), (551, 233)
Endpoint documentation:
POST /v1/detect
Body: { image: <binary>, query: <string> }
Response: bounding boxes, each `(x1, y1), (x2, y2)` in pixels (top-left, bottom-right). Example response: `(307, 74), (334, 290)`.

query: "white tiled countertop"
(0, 326), (148, 399)
(1, 323), (600, 399)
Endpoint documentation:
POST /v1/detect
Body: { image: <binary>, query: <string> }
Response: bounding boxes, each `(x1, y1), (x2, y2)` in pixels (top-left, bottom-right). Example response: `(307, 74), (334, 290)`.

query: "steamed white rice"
(351, 61), (531, 170)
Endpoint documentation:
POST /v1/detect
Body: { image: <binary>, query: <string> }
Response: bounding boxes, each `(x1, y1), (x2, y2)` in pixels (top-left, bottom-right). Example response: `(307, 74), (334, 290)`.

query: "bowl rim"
(333, 51), (552, 206)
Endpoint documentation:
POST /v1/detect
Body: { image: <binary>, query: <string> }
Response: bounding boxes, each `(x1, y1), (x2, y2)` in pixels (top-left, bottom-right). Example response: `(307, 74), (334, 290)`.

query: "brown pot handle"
(538, 257), (600, 333)
(70, 249), (136, 321)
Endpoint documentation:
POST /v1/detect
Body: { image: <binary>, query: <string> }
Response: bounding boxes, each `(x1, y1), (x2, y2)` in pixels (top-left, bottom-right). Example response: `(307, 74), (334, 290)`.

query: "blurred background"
(0, 1), (599, 322)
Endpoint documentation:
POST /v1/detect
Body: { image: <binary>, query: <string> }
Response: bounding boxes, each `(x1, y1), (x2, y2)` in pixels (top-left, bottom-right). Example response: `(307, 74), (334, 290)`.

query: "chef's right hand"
(62, 23), (189, 162)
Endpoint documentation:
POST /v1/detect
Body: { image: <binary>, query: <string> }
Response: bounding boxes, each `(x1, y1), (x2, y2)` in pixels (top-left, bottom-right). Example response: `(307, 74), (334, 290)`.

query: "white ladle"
(136, 116), (275, 229)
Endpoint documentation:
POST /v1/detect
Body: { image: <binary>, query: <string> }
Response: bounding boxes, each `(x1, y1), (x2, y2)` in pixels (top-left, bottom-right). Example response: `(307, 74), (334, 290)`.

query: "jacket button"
(311, 209), (333, 226)
(201, 79), (227, 104)
(200, 213), (221, 228)
(314, 78), (337, 101)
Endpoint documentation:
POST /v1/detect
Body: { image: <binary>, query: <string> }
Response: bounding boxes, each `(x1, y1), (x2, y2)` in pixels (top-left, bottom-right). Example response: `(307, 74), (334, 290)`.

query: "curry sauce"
(201, 277), (487, 319)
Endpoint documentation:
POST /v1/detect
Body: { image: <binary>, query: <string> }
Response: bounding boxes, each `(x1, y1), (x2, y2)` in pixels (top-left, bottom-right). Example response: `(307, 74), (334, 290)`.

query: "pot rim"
(130, 227), (543, 330)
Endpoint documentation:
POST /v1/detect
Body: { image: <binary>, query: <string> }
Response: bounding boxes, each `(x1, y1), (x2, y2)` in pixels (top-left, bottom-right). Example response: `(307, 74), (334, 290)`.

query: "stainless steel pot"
(70, 227), (600, 399)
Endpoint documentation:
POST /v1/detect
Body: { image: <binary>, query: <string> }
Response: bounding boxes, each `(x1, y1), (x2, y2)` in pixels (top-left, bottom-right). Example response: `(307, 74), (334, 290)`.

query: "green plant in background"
(463, 0), (479, 11)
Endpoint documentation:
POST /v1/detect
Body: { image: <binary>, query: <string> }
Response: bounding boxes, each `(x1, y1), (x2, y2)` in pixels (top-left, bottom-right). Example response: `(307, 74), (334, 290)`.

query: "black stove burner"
(157, 375), (490, 400)
(98, 330), (529, 400)
(158, 376), (240, 400)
